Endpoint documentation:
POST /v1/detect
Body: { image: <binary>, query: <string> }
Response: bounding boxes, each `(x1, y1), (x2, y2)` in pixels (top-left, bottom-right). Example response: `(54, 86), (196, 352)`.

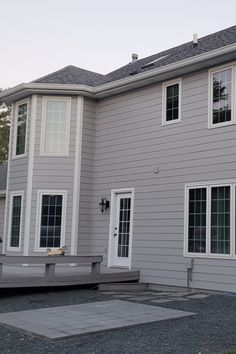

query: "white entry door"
(110, 192), (133, 268)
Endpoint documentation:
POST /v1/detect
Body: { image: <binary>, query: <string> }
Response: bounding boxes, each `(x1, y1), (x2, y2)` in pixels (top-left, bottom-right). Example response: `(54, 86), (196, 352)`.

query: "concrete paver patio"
(0, 299), (195, 339)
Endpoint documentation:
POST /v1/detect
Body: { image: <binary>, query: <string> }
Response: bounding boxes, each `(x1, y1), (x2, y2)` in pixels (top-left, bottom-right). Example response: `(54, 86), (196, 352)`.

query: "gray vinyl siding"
(5, 99), (31, 255)
(0, 197), (5, 252)
(29, 96), (77, 254)
(77, 99), (96, 254)
(90, 67), (236, 292)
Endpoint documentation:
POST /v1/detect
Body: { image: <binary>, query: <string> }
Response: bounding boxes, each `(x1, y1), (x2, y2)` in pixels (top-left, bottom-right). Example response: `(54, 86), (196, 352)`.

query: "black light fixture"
(99, 197), (110, 213)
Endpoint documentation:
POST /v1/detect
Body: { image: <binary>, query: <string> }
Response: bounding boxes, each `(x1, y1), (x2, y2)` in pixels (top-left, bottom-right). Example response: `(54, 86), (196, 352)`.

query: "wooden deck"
(0, 255), (140, 289)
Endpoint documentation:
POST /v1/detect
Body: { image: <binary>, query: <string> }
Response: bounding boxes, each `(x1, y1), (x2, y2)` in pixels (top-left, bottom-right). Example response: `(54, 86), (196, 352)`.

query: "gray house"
(1, 25), (236, 292)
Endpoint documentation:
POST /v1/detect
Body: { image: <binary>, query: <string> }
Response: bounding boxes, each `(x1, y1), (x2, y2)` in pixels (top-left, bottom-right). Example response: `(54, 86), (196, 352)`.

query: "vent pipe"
(132, 53), (138, 62)
(193, 33), (198, 46)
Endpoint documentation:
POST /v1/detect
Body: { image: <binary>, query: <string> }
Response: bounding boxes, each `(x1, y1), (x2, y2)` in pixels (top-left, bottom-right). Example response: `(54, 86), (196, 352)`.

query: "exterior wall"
(0, 196), (5, 252)
(29, 95), (78, 254)
(90, 67), (236, 292)
(4, 95), (84, 256)
(77, 99), (96, 254)
(4, 100), (31, 255)
(4, 62), (236, 292)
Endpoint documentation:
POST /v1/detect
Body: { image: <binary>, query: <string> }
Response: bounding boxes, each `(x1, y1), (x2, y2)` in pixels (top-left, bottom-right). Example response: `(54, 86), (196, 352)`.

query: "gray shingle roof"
(33, 65), (107, 86)
(33, 25), (236, 86)
(0, 163), (7, 191)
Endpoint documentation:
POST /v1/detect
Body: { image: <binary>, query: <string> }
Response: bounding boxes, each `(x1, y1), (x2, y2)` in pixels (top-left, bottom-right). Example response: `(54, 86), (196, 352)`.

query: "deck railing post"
(91, 261), (101, 274)
(45, 263), (55, 277)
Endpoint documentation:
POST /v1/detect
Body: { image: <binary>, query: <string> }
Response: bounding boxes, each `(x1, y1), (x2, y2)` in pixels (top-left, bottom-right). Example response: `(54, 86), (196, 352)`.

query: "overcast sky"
(1, 0), (236, 88)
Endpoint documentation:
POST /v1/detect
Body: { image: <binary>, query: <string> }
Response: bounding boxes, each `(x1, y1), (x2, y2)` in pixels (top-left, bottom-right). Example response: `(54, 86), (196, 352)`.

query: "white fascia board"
(2, 43), (236, 103)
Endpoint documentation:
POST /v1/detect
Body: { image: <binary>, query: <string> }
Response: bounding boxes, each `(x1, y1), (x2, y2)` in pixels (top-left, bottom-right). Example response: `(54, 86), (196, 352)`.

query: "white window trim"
(7, 191), (24, 252)
(208, 63), (236, 129)
(35, 190), (67, 252)
(40, 96), (71, 157)
(184, 180), (236, 259)
(162, 78), (182, 126)
(12, 99), (29, 159)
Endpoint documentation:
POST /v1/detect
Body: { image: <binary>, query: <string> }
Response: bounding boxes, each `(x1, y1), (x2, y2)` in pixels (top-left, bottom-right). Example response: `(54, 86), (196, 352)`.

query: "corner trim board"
(2, 103), (14, 253)
(71, 96), (84, 255)
(23, 94), (37, 256)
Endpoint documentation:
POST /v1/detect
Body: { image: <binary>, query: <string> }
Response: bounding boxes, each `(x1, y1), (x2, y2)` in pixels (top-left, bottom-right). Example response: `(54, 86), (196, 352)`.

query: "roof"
(33, 25), (236, 86)
(0, 163), (7, 193)
(33, 66), (107, 87)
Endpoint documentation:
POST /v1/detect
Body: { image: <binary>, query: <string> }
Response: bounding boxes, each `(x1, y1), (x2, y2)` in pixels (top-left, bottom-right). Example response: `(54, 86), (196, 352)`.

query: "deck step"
(98, 282), (147, 292)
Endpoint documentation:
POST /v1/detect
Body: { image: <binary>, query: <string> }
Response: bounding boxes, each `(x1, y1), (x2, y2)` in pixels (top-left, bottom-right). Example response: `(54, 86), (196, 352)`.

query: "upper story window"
(162, 79), (182, 125)
(41, 97), (71, 156)
(14, 102), (28, 157)
(209, 66), (234, 128)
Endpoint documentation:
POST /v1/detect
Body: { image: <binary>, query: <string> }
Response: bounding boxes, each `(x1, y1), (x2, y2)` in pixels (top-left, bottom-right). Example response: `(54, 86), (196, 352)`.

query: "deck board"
(0, 266), (139, 288)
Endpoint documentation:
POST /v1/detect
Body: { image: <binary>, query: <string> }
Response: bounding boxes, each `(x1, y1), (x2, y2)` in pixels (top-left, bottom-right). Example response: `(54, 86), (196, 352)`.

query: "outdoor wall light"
(99, 197), (110, 213)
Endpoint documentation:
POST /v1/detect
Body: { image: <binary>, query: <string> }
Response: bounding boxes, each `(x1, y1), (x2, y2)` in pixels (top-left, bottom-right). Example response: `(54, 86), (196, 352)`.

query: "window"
(162, 79), (181, 125)
(15, 102), (27, 156)
(185, 183), (234, 257)
(209, 66), (235, 128)
(211, 186), (230, 254)
(8, 193), (23, 249)
(41, 98), (71, 156)
(37, 191), (66, 249)
(188, 188), (206, 253)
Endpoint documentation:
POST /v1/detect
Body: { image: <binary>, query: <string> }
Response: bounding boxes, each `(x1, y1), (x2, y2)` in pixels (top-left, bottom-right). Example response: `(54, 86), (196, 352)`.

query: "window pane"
(10, 195), (22, 248)
(166, 83), (179, 122)
(117, 197), (131, 258)
(40, 194), (63, 248)
(212, 69), (232, 125)
(211, 186), (230, 254)
(188, 188), (206, 253)
(44, 100), (68, 154)
(16, 103), (27, 155)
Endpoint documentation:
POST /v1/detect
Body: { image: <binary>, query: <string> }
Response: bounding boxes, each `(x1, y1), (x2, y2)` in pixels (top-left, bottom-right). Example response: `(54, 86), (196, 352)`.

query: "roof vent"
(132, 53), (138, 62)
(193, 33), (198, 46)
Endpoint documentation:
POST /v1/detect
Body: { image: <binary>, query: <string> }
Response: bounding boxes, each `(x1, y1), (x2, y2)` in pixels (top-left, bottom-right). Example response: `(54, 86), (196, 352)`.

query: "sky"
(1, 0), (236, 88)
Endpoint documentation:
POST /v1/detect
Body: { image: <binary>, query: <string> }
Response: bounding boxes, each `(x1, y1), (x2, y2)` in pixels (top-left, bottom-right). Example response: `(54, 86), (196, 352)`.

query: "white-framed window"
(40, 97), (71, 156)
(208, 64), (235, 128)
(35, 190), (67, 251)
(8, 191), (24, 251)
(162, 78), (182, 125)
(184, 181), (236, 258)
(13, 101), (28, 158)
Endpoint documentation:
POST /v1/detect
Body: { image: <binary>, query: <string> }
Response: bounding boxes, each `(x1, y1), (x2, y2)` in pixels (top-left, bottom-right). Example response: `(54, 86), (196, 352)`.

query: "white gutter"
(1, 42), (236, 102)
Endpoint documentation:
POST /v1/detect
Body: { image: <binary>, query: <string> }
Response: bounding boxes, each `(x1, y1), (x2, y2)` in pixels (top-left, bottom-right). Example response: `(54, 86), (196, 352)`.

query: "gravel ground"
(0, 287), (235, 354)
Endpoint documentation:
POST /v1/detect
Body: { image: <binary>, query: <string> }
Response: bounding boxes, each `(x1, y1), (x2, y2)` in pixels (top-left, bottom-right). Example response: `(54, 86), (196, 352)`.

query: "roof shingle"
(32, 25), (236, 86)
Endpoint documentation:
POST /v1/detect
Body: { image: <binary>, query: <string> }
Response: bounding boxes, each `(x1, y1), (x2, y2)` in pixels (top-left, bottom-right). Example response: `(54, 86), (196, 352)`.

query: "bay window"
(15, 102), (27, 157)
(37, 191), (66, 250)
(41, 98), (71, 156)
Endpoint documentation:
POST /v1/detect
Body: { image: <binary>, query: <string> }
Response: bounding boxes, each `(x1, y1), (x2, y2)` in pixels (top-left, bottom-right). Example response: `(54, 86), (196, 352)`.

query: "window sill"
(12, 153), (27, 160)
(184, 253), (235, 260)
(208, 120), (236, 129)
(162, 118), (181, 126)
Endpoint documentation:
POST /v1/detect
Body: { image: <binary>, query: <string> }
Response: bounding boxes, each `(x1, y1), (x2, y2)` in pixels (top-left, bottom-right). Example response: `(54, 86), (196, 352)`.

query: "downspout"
(186, 258), (194, 289)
